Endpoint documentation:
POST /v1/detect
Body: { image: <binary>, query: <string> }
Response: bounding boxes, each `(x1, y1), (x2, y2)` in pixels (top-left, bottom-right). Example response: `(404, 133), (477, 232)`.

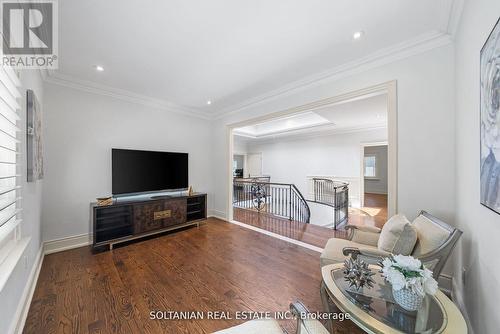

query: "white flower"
(393, 254), (422, 271)
(380, 256), (438, 297)
(424, 276), (438, 295)
(421, 267), (433, 279)
(381, 258), (393, 276)
(386, 268), (406, 291)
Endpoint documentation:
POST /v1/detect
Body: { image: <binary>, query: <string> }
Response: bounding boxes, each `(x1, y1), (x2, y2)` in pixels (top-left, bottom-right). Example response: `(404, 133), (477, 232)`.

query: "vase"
(392, 287), (423, 311)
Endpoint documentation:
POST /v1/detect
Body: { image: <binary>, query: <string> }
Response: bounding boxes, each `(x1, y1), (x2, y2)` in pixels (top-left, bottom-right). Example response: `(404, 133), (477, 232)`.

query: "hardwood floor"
(23, 218), (363, 334)
(233, 208), (349, 248)
(233, 193), (388, 249)
(349, 193), (388, 228)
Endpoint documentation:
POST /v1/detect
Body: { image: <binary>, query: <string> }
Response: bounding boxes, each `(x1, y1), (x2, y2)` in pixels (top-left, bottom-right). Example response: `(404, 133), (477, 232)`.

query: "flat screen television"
(112, 149), (188, 195)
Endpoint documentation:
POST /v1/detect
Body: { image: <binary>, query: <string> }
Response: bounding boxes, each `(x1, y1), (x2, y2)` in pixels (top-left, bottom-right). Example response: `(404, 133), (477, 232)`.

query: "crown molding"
(239, 124), (388, 145)
(42, 71), (212, 120)
(214, 31), (453, 119)
(233, 120), (332, 139)
(446, 0), (465, 38)
(42, 28), (455, 122)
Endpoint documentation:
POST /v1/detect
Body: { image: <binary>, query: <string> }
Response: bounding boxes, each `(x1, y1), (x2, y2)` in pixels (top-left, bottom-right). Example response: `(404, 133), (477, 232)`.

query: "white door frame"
(226, 80), (398, 221)
(360, 141), (389, 208)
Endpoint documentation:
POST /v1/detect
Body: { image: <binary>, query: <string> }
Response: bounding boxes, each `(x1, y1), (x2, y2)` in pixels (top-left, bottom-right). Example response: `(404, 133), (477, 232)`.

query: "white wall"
(245, 129), (387, 197)
(454, 1), (500, 333)
(364, 145), (388, 194)
(42, 83), (213, 242)
(233, 136), (248, 154)
(213, 44), (456, 223)
(0, 70), (44, 334)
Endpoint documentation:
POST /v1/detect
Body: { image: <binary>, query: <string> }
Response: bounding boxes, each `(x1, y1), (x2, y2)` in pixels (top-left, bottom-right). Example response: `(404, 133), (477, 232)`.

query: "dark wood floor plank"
(24, 218), (361, 334)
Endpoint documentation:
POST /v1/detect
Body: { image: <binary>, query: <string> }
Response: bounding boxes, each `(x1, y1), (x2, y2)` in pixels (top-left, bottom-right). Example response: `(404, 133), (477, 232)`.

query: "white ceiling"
(234, 93), (387, 139)
(234, 112), (330, 137)
(53, 0), (457, 116)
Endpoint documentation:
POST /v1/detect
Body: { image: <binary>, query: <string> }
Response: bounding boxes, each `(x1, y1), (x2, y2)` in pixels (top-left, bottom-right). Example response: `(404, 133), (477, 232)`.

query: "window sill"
(0, 237), (30, 292)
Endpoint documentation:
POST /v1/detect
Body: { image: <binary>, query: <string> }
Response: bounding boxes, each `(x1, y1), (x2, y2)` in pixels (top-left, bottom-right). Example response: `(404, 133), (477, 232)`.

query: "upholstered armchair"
(320, 211), (462, 278)
(213, 301), (329, 334)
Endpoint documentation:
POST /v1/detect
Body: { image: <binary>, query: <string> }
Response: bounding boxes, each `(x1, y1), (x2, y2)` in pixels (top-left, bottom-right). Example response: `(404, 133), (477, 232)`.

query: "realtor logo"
(1, 0), (58, 68)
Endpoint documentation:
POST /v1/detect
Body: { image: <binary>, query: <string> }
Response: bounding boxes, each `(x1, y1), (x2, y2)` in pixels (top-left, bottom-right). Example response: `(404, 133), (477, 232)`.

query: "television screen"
(112, 149), (188, 195)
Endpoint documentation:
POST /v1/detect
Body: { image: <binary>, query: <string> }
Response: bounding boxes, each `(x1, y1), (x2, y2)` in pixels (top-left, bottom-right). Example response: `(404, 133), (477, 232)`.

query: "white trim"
(452, 279), (474, 334)
(11, 246), (44, 334)
(234, 123), (388, 142)
(364, 191), (388, 195)
(42, 31), (452, 122)
(247, 125), (387, 145)
(446, 0), (465, 38)
(360, 141), (389, 208)
(208, 209), (227, 221)
(233, 119), (331, 138)
(226, 81), (398, 221)
(43, 233), (92, 255)
(386, 81), (398, 217)
(229, 220), (323, 253)
(43, 72), (212, 120)
(10, 216), (321, 333)
(214, 32), (451, 119)
(0, 237), (30, 292)
(9, 233), (95, 334)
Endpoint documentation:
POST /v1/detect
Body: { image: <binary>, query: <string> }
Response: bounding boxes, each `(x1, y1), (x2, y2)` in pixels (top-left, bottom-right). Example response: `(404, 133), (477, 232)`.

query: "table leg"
(320, 280), (333, 333)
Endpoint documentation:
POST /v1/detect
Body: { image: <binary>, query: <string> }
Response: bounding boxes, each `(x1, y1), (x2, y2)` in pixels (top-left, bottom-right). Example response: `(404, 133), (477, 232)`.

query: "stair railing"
(312, 178), (349, 229)
(233, 179), (310, 224)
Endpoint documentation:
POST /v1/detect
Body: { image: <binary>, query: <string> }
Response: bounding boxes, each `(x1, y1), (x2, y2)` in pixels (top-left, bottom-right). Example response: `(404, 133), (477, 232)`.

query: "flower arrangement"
(380, 255), (438, 310)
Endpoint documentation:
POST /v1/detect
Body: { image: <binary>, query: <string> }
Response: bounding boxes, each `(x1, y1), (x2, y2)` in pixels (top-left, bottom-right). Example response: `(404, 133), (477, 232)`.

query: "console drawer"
(133, 201), (165, 233)
(163, 199), (187, 227)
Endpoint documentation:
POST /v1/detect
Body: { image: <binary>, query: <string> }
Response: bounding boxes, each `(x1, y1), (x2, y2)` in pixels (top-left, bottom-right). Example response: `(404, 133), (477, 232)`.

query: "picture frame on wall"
(27, 89), (44, 182)
(480, 17), (500, 214)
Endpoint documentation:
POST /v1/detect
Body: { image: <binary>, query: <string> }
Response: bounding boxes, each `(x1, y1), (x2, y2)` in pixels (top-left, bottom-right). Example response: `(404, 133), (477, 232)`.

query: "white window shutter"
(0, 66), (22, 267)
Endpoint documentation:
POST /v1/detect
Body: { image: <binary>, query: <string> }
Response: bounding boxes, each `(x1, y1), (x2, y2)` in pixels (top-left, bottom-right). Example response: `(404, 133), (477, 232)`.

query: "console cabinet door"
(163, 199), (187, 227)
(133, 199), (187, 234)
(133, 202), (165, 233)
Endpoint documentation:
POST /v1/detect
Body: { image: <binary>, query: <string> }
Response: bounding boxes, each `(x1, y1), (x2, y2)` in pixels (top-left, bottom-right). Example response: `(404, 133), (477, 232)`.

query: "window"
(0, 67), (22, 268)
(364, 155), (377, 178)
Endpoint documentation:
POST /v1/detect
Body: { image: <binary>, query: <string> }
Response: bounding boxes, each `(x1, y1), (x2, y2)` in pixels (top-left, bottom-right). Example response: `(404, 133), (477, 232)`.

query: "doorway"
(233, 154), (245, 177)
(226, 81), (397, 247)
(359, 143), (389, 227)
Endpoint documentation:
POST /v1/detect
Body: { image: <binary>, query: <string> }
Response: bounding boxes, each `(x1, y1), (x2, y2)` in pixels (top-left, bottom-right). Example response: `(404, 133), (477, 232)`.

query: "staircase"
(311, 178), (349, 229)
(233, 178), (310, 224)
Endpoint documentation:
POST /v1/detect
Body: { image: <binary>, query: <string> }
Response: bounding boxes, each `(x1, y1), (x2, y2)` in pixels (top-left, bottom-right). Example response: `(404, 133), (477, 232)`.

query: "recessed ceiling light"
(94, 65), (104, 72)
(353, 31), (364, 40)
(206, 100), (212, 105)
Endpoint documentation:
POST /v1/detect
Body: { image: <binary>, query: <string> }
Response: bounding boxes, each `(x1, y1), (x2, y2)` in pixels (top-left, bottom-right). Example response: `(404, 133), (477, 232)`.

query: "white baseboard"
(364, 191), (388, 195)
(43, 233), (92, 255)
(208, 209), (227, 221)
(11, 245), (44, 334)
(14, 217), (322, 333)
(452, 279), (474, 334)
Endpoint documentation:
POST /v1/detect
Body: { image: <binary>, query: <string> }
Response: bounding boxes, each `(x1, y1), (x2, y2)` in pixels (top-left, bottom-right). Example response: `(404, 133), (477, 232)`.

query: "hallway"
(232, 193), (388, 248)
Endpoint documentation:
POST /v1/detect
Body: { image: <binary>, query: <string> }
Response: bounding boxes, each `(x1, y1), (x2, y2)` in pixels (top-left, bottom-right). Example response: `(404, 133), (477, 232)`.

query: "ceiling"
(234, 93), (387, 140)
(52, 0), (457, 117)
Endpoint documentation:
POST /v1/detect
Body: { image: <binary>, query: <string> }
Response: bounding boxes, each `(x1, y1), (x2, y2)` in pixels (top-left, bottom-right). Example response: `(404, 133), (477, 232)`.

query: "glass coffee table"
(320, 263), (467, 334)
